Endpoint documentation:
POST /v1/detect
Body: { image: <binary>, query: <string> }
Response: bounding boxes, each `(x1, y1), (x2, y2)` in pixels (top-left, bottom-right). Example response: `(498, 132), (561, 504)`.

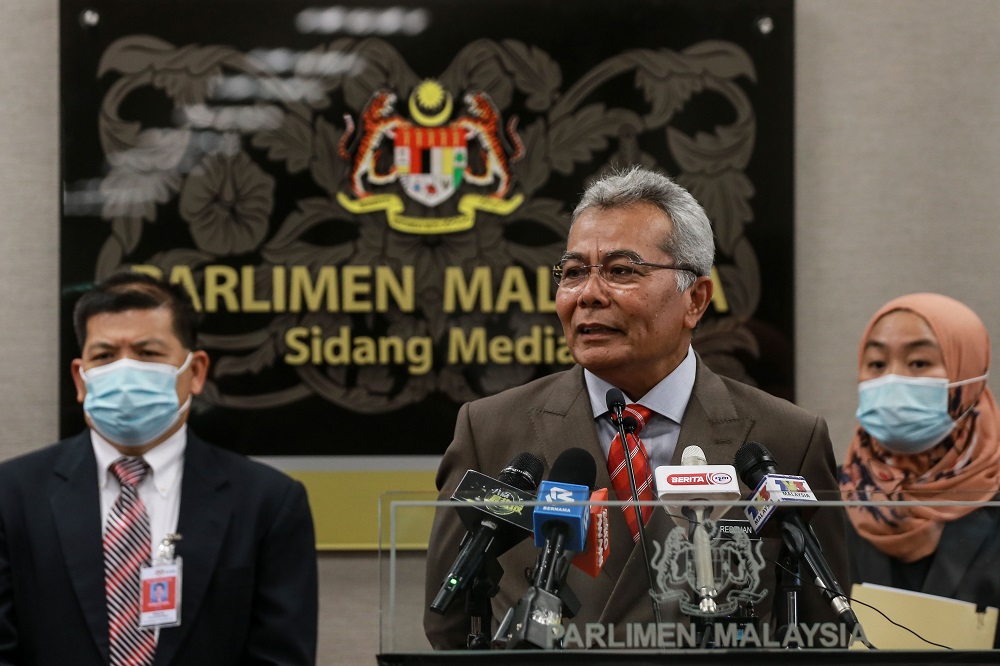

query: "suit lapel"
(153, 434), (232, 666)
(598, 507), (674, 625)
(525, 368), (624, 611)
(599, 358), (754, 624)
(527, 366), (603, 477)
(674, 357), (753, 469)
(51, 433), (110, 662)
(528, 368), (652, 585)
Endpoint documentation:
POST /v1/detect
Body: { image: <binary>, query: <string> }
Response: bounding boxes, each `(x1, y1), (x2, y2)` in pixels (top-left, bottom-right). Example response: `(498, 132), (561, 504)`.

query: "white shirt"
(584, 345), (698, 489)
(92, 425), (185, 560)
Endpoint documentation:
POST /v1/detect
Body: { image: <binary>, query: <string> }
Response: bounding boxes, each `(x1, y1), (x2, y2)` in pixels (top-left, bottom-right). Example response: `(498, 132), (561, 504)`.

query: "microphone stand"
(775, 522), (806, 645)
(609, 403), (662, 626)
(500, 533), (581, 650)
(465, 559), (502, 649)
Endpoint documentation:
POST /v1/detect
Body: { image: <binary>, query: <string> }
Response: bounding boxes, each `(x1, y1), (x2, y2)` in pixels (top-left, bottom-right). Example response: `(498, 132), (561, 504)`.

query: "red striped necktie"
(607, 404), (655, 543)
(105, 457), (157, 666)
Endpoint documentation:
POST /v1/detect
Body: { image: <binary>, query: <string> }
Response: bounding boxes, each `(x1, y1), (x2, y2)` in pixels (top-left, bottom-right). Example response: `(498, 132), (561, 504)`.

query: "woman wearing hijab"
(840, 293), (1000, 618)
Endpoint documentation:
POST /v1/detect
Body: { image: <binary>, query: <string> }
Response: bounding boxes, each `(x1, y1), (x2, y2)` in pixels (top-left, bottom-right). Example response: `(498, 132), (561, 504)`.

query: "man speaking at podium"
(424, 166), (848, 649)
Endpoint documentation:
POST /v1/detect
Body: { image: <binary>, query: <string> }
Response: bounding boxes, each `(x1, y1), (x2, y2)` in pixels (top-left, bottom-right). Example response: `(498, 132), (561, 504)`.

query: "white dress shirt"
(584, 345), (697, 490)
(92, 425), (185, 560)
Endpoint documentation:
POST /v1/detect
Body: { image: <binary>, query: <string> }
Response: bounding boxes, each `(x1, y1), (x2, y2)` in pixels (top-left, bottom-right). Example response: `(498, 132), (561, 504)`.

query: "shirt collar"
(584, 345), (697, 422)
(92, 424), (187, 498)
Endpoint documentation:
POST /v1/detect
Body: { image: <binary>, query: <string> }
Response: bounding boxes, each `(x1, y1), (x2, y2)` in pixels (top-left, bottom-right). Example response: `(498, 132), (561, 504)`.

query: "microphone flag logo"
(664, 471), (735, 486)
(543, 486), (576, 502)
(744, 474), (817, 532)
(532, 480), (590, 551)
(451, 469), (536, 533)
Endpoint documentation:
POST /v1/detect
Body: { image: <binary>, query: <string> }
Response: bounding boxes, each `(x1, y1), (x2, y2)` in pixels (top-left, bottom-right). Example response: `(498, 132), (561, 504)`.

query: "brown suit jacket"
(423, 358), (849, 649)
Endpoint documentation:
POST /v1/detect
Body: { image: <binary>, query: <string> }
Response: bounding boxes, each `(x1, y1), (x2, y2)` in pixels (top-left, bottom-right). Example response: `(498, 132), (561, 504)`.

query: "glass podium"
(377, 494), (1000, 665)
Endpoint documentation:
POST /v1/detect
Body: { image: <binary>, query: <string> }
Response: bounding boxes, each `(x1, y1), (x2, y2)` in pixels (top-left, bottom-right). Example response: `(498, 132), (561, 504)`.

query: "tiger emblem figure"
(455, 92), (525, 198)
(338, 91), (405, 198)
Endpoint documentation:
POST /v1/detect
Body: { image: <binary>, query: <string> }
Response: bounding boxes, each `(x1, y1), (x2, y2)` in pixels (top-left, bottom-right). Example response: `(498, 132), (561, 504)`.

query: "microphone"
(655, 445), (742, 614)
(604, 387), (661, 625)
(531, 448), (597, 591)
(733, 442), (860, 628)
(655, 445), (743, 526)
(430, 452), (544, 614)
(502, 448), (596, 649)
(570, 488), (610, 578)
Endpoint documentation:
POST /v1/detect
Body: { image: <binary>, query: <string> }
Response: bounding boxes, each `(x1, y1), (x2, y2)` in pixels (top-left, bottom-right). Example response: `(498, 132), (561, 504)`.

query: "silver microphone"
(681, 446), (719, 613)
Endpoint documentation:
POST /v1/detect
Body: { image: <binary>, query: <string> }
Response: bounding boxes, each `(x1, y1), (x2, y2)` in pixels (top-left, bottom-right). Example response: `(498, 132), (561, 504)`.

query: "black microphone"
(532, 448), (597, 593)
(604, 388), (646, 538)
(430, 452), (544, 614)
(501, 448), (596, 649)
(606, 387), (627, 420)
(733, 442), (860, 629)
(604, 388), (641, 435)
(604, 387), (662, 625)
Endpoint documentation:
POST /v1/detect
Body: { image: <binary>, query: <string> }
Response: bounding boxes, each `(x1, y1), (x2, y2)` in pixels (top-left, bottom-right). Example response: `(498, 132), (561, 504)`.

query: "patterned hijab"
(839, 293), (1000, 562)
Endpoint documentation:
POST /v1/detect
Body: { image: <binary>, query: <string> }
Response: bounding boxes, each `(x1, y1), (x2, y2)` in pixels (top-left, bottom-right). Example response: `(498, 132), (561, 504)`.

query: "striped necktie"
(607, 404), (655, 543)
(105, 457), (157, 666)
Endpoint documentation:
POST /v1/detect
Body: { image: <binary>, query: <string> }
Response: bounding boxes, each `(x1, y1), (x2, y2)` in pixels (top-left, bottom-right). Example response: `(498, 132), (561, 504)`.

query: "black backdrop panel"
(60, 0), (794, 457)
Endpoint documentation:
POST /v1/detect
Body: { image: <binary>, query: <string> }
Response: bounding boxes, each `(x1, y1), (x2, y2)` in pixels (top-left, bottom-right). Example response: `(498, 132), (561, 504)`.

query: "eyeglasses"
(551, 259), (699, 288)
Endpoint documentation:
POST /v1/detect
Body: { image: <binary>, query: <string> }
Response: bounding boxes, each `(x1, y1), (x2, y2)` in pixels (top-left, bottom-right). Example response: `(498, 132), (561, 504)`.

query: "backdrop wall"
(2, 1), (999, 663)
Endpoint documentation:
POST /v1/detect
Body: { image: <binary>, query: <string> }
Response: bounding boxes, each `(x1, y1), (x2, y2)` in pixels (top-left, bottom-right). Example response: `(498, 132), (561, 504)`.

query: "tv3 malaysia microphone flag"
(744, 474), (817, 533)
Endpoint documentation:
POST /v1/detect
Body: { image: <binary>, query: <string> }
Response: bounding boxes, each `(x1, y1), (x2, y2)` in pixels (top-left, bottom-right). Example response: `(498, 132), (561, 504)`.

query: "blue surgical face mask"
(856, 373), (987, 455)
(81, 354), (193, 447)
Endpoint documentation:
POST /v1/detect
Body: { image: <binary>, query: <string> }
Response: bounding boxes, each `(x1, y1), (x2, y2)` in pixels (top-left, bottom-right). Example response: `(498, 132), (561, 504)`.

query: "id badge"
(139, 534), (183, 629)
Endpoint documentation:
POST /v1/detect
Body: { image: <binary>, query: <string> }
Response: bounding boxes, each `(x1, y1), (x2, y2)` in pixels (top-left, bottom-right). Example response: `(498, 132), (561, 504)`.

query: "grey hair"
(571, 166), (715, 291)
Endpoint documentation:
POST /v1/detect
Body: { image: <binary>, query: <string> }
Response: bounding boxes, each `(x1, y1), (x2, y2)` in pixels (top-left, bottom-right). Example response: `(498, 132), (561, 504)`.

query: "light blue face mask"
(856, 373), (987, 455)
(81, 354), (193, 447)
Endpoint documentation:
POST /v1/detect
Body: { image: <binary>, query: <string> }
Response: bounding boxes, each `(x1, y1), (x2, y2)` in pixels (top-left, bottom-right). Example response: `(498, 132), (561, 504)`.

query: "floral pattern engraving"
(92, 35), (764, 413)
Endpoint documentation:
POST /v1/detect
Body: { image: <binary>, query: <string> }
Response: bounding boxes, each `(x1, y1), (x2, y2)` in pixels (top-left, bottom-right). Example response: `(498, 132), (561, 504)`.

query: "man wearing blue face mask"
(0, 272), (318, 665)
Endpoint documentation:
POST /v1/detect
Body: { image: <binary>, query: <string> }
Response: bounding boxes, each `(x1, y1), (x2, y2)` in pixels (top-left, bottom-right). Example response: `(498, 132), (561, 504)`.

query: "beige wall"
(3, 1), (1000, 663)
(0, 0), (60, 448)
(795, 0), (1000, 451)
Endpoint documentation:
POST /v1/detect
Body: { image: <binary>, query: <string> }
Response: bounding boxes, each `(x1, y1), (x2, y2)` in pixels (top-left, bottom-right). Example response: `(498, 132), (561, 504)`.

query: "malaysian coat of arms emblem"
(651, 524), (768, 617)
(337, 81), (525, 233)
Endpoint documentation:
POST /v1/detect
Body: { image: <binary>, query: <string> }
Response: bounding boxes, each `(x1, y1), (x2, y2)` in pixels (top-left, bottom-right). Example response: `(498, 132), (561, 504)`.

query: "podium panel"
(378, 497), (1000, 664)
(377, 651), (1000, 665)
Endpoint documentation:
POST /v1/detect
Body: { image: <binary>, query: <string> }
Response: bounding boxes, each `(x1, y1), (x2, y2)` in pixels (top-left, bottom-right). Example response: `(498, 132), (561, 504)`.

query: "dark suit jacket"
(846, 503), (1000, 647)
(0, 431), (318, 665)
(424, 359), (849, 649)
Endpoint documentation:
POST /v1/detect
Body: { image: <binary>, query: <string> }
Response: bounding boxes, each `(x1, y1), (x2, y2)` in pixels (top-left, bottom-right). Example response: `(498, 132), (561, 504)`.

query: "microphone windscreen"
(620, 415), (639, 433)
(548, 447), (597, 490)
(681, 445), (707, 466)
(733, 441), (777, 487)
(605, 388), (626, 412)
(499, 452), (545, 491)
